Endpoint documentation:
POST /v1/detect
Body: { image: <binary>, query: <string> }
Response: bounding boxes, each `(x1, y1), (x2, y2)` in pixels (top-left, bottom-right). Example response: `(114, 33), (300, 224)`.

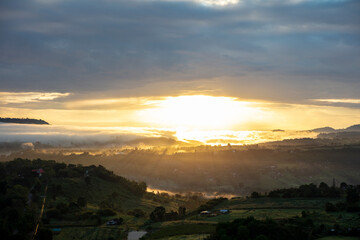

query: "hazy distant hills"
(0, 117), (49, 125)
(310, 124), (360, 133)
(310, 127), (337, 133)
(308, 124), (360, 142)
(346, 124), (360, 131)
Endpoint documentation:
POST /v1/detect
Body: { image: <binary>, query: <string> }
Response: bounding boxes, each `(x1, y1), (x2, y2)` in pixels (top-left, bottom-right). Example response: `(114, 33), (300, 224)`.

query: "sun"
(138, 95), (258, 130)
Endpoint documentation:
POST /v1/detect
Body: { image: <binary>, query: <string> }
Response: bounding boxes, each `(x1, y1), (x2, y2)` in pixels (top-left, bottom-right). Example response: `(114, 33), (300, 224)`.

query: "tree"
(325, 202), (337, 212)
(77, 197), (87, 208)
(255, 235), (269, 240)
(178, 206), (186, 217)
(318, 182), (330, 196)
(340, 182), (348, 190)
(251, 192), (260, 198)
(346, 187), (359, 204)
(111, 192), (119, 199)
(38, 228), (53, 240)
(150, 206), (166, 222)
(85, 176), (91, 185)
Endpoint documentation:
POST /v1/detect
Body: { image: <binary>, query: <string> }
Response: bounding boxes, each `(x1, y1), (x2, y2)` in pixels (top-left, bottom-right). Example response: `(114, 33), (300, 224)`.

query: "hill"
(0, 117), (49, 125)
(2, 144), (360, 196)
(1, 159), (359, 240)
(310, 127), (336, 133)
(0, 158), (205, 240)
(345, 124), (360, 131)
(309, 124), (360, 133)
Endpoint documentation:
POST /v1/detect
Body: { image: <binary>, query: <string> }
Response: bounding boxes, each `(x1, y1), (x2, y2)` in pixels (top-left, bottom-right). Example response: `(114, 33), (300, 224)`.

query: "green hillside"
(1, 158), (359, 240)
(0, 158), (205, 240)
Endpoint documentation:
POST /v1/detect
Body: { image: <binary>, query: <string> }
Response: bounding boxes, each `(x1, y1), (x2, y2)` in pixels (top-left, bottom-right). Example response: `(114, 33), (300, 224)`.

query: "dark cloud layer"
(0, 0), (359, 101)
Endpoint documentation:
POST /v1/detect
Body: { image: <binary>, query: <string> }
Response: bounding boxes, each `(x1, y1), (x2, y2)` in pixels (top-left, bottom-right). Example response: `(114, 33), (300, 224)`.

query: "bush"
(38, 228), (53, 240)
(127, 209), (146, 218)
(251, 192), (260, 198)
(77, 197), (87, 208)
(97, 208), (116, 217)
(46, 209), (61, 219)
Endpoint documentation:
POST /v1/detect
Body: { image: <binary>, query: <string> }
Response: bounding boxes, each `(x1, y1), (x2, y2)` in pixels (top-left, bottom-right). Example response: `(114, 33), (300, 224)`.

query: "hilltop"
(0, 117), (49, 125)
(346, 124), (360, 131)
(0, 158), (205, 240)
(310, 127), (336, 133)
(310, 124), (360, 133)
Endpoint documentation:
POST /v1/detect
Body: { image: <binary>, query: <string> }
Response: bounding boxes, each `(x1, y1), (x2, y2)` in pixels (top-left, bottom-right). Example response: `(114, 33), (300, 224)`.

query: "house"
(106, 218), (123, 225)
(219, 209), (230, 214)
(32, 168), (45, 177)
(200, 210), (211, 216)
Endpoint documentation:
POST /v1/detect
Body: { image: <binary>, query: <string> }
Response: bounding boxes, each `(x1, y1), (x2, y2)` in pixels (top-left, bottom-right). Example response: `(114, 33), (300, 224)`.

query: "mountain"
(0, 117), (49, 125)
(310, 124), (360, 133)
(345, 124), (360, 131)
(310, 126), (336, 133)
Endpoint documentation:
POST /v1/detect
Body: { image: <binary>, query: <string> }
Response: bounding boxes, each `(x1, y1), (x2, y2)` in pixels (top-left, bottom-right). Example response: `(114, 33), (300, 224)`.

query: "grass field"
(193, 197), (360, 227)
(53, 226), (127, 240)
(157, 234), (210, 240)
(192, 209), (304, 222)
(144, 224), (216, 239)
(316, 237), (360, 240)
(215, 197), (339, 210)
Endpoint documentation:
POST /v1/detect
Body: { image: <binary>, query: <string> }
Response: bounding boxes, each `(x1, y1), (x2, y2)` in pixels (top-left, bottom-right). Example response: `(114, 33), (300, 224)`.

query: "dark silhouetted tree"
(150, 206), (166, 222)
(77, 197), (87, 208)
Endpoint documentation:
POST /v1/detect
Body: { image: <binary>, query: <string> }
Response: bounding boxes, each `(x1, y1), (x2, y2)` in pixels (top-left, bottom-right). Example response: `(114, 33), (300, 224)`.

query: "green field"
(53, 226), (127, 240)
(215, 197), (338, 210)
(192, 209), (304, 222)
(186, 197), (360, 228)
(145, 223), (216, 239)
(157, 234), (210, 240)
(316, 237), (360, 240)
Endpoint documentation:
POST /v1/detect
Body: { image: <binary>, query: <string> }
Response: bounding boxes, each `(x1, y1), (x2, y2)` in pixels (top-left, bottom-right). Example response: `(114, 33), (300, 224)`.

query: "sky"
(1, 0), (360, 142)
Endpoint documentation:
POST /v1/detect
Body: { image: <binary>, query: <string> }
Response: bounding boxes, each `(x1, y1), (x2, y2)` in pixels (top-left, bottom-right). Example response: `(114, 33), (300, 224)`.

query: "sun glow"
(138, 95), (262, 130)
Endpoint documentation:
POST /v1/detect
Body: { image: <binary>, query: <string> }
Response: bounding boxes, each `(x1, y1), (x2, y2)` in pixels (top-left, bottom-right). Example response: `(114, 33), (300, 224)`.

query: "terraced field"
(186, 197), (360, 228)
(53, 226), (127, 240)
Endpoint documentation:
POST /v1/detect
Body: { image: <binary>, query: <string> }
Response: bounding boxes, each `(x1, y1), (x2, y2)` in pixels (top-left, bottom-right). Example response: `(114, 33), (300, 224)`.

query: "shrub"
(97, 208), (116, 217)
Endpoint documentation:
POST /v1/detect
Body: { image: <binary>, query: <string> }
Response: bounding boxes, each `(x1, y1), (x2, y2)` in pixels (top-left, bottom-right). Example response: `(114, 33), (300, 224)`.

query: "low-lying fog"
(0, 123), (319, 150)
(1, 123), (360, 196)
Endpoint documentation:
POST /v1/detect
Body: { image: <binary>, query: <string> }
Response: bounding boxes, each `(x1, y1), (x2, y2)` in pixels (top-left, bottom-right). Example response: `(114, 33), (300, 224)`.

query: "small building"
(219, 209), (230, 214)
(106, 218), (123, 225)
(32, 168), (45, 177)
(200, 210), (211, 216)
(51, 228), (61, 235)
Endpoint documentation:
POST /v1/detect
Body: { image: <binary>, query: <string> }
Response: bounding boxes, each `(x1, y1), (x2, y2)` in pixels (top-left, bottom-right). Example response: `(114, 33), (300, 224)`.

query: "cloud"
(0, 92), (70, 104)
(0, 0), (359, 102)
(197, 0), (240, 6)
(313, 99), (360, 104)
(311, 98), (360, 108)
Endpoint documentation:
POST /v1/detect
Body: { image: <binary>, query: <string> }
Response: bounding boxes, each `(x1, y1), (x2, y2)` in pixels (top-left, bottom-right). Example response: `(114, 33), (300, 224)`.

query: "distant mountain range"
(346, 124), (360, 131)
(0, 117), (49, 125)
(310, 124), (360, 133)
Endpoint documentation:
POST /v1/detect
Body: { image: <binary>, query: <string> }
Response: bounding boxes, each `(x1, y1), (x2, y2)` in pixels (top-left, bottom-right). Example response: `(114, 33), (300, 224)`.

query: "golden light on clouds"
(198, 0), (240, 6)
(137, 95), (265, 130)
(0, 92), (70, 104)
(2, 92), (360, 145)
(313, 99), (360, 104)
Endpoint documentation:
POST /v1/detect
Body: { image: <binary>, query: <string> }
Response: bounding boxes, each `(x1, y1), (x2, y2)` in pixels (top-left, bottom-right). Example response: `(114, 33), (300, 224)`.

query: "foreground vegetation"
(141, 184), (360, 240)
(0, 158), (359, 239)
(0, 158), (205, 239)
